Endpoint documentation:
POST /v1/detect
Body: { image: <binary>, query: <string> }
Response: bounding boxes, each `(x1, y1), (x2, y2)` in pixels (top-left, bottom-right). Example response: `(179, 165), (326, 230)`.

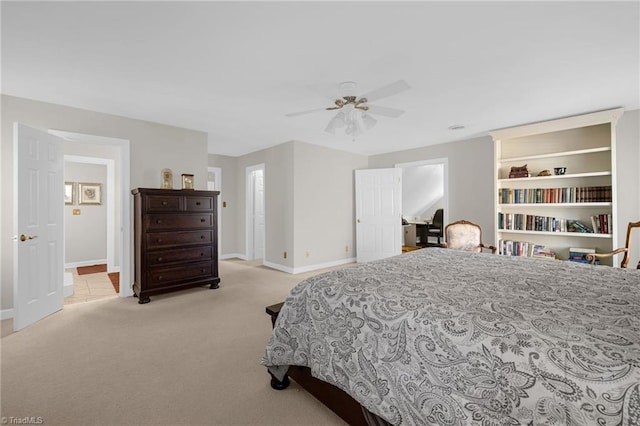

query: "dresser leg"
(138, 296), (151, 304)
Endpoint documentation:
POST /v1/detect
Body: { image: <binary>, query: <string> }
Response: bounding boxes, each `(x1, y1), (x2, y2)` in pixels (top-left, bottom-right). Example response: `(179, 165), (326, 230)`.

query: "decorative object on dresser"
(181, 173), (194, 190)
(131, 188), (220, 304)
(161, 168), (173, 189)
(491, 108), (624, 265)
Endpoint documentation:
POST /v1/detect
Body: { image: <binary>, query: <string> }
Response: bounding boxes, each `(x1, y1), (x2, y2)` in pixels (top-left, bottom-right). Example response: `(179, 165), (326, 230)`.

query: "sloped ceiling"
(2, 1), (638, 156)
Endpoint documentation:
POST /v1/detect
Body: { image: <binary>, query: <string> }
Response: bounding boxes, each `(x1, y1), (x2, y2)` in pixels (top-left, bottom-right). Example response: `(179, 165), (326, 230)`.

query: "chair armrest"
(585, 248), (628, 264)
(480, 244), (497, 254)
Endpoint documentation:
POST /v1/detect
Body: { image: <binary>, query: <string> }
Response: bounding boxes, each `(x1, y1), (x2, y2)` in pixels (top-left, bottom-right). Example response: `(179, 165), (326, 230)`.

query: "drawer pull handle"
(156, 219), (163, 224)
(157, 257), (163, 261)
(200, 219), (205, 223)
(162, 201), (168, 206)
(157, 239), (162, 243)
(201, 269), (206, 273)
(200, 235), (205, 239)
(196, 202), (201, 205)
(157, 276), (163, 281)
(200, 252), (204, 256)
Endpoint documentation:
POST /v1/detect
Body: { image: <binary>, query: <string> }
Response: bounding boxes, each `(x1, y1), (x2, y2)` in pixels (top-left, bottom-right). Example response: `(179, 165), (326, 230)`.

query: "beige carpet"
(1, 259), (350, 425)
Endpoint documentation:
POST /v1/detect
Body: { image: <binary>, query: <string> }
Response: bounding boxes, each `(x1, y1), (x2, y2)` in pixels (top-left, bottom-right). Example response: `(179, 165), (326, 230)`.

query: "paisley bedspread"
(262, 248), (640, 425)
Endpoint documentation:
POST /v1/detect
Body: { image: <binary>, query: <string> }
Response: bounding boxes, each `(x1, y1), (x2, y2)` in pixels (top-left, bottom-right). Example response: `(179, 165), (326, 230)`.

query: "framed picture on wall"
(64, 182), (75, 205)
(79, 182), (102, 205)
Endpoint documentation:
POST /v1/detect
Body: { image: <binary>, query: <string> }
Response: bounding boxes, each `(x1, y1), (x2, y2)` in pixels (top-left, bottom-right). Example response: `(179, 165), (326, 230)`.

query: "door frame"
(207, 167), (222, 253)
(49, 130), (132, 297)
(245, 163), (265, 261)
(64, 155), (116, 272)
(395, 158), (449, 228)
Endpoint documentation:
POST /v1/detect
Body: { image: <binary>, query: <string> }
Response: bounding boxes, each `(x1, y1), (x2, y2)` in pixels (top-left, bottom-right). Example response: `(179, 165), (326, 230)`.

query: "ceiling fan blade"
(285, 107), (329, 117)
(360, 80), (410, 102)
(365, 105), (406, 118)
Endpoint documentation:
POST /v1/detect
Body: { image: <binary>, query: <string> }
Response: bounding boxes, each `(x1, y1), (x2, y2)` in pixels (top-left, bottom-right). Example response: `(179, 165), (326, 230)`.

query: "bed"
(262, 247), (640, 425)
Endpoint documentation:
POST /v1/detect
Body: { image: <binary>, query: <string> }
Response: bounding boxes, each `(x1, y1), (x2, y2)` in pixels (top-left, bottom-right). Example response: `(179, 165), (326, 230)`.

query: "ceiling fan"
(286, 80), (410, 137)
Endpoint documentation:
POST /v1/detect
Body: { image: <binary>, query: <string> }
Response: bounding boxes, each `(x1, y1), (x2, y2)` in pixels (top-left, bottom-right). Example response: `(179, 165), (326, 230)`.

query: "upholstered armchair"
(586, 221), (640, 268)
(443, 220), (497, 254)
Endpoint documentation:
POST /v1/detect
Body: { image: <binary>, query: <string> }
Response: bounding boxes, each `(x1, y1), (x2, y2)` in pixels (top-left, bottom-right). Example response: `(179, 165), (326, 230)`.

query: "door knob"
(19, 234), (38, 242)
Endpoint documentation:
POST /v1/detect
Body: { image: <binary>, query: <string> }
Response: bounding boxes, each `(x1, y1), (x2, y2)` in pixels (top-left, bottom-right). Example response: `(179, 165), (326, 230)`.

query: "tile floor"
(64, 268), (117, 305)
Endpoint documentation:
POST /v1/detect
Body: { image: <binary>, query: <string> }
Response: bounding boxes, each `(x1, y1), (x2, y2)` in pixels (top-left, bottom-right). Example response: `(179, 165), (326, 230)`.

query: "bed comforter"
(262, 248), (640, 425)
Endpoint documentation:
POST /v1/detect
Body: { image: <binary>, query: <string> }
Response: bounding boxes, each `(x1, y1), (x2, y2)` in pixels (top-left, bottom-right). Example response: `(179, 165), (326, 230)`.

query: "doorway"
(208, 167), (222, 252)
(246, 164), (265, 261)
(50, 130), (132, 298)
(396, 158), (449, 246)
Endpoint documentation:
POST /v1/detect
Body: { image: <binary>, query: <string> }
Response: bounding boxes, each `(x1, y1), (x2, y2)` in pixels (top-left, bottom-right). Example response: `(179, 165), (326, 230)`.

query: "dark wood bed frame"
(266, 302), (369, 426)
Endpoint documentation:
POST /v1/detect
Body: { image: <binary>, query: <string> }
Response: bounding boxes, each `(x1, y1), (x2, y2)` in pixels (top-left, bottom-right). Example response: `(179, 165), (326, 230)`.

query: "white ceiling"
(2, 1), (639, 157)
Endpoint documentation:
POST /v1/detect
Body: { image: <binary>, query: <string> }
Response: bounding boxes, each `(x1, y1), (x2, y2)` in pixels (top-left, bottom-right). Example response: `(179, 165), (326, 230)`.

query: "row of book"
(591, 214), (612, 234)
(498, 213), (611, 234)
(498, 240), (555, 258)
(498, 186), (612, 204)
(497, 241), (600, 264)
(568, 247), (598, 265)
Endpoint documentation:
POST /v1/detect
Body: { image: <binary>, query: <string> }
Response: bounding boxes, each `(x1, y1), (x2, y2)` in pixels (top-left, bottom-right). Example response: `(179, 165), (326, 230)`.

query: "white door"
(208, 167), (222, 251)
(252, 168), (265, 260)
(246, 164), (265, 260)
(13, 123), (64, 331)
(355, 168), (403, 263)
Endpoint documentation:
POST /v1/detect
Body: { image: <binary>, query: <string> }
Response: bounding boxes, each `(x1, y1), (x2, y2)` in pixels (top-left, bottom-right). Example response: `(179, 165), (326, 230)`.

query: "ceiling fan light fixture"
(362, 113), (377, 130)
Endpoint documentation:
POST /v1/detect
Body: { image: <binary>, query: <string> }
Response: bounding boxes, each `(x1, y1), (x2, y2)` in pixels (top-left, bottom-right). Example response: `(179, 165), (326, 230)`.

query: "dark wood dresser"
(132, 188), (220, 304)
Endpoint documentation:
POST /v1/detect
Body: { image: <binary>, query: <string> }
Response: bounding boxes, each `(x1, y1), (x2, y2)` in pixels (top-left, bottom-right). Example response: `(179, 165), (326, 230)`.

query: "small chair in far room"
(443, 220), (497, 254)
(586, 221), (640, 268)
(425, 208), (444, 245)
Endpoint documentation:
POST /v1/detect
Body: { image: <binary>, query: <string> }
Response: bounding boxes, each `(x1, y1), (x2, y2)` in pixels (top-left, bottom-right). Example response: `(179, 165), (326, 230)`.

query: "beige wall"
(292, 141), (368, 268)
(209, 141), (368, 271)
(64, 163), (107, 264)
(369, 135), (496, 243)
(1, 95), (209, 311)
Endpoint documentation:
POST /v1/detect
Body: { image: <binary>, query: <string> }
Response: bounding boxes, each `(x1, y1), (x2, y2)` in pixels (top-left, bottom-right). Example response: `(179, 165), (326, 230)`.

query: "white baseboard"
(1, 308), (14, 320)
(263, 257), (356, 275)
(65, 259), (108, 269)
(220, 253), (247, 260)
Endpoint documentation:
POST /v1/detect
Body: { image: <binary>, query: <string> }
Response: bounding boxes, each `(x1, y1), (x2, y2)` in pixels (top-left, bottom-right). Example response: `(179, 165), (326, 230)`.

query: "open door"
(13, 123), (64, 331)
(355, 168), (402, 262)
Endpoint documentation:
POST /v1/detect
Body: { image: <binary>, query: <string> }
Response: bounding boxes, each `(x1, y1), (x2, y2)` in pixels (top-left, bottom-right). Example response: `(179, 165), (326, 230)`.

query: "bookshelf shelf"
(498, 229), (612, 238)
(499, 202), (612, 208)
(491, 108), (623, 265)
(498, 147), (611, 163)
(498, 171), (611, 183)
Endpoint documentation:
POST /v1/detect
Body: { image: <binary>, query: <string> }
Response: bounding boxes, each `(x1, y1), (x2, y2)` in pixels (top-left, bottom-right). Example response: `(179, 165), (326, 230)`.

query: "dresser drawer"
(186, 196), (214, 211)
(145, 195), (182, 211)
(146, 261), (213, 289)
(146, 230), (212, 248)
(147, 246), (213, 266)
(145, 213), (213, 230)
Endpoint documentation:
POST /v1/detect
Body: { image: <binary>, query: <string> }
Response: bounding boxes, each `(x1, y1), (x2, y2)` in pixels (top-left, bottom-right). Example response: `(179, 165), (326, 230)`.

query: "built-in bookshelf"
(490, 108), (624, 265)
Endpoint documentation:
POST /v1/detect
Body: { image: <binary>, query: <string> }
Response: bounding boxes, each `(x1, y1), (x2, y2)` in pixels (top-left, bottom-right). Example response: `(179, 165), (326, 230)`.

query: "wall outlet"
(345, 245), (349, 252)
(305, 251), (310, 258)
(223, 201), (227, 208)
(73, 209), (81, 215)
(283, 251), (287, 259)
